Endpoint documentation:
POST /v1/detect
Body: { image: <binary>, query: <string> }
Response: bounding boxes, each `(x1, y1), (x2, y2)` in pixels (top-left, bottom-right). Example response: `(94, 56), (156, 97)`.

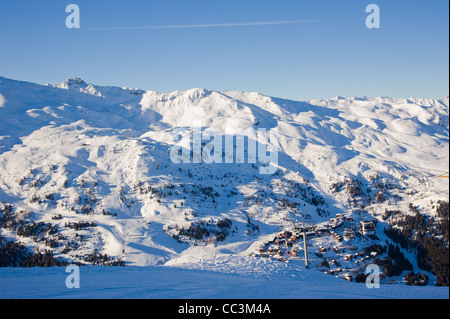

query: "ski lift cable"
(432, 189), (450, 197)
(389, 162), (450, 176)
(376, 172), (449, 209)
(402, 171), (449, 190)
(395, 187), (449, 209)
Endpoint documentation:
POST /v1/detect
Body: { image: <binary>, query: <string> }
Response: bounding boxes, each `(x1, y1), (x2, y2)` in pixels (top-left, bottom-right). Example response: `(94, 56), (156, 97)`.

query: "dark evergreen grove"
(373, 243), (413, 278)
(384, 201), (449, 286)
(1, 202), (124, 267)
(169, 218), (234, 244)
(0, 236), (67, 267)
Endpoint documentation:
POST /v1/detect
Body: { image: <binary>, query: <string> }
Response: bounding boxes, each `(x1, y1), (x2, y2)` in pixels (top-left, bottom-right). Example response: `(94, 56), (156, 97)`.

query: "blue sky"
(0, 0), (448, 100)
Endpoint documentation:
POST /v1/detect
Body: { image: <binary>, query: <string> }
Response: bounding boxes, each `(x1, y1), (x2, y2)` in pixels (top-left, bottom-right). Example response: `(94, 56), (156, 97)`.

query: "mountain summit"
(51, 77), (102, 97)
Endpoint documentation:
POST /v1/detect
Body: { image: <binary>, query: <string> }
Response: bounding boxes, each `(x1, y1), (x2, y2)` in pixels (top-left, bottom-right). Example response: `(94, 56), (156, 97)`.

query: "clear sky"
(0, 0), (448, 101)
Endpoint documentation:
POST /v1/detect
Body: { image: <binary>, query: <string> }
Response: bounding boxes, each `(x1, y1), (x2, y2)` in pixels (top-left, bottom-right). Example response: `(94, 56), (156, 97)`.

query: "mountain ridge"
(0, 75), (448, 289)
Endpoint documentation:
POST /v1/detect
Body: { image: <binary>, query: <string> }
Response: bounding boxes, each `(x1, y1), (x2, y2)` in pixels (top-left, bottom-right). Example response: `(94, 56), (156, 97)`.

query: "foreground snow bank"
(0, 266), (447, 299)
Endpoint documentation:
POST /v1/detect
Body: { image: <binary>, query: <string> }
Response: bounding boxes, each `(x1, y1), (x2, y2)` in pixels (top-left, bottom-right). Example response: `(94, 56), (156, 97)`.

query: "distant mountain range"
(0, 76), (448, 288)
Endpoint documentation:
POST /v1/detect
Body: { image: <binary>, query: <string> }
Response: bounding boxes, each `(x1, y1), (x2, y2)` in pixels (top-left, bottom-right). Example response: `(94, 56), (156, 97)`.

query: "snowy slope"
(1, 265), (448, 299)
(0, 76), (448, 298)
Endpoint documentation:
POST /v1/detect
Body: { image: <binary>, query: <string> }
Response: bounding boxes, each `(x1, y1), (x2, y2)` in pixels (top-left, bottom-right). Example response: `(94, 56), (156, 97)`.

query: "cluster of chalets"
(250, 230), (313, 263)
(250, 213), (384, 282)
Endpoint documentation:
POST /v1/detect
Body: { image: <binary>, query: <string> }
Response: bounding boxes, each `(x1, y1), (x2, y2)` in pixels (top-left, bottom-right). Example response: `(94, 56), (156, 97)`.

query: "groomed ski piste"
(1, 263), (448, 299)
(0, 76), (448, 299)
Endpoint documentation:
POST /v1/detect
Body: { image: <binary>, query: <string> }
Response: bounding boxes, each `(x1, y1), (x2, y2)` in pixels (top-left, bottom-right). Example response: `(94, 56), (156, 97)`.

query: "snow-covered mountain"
(0, 76), (448, 295)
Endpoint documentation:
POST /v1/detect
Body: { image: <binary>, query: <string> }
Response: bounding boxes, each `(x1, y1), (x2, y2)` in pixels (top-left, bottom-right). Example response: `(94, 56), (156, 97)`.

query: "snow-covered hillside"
(0, 76), (448, 298)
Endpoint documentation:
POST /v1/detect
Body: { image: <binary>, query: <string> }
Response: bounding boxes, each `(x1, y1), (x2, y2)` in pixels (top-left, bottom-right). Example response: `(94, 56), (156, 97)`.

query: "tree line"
(384, 201), (449, 286)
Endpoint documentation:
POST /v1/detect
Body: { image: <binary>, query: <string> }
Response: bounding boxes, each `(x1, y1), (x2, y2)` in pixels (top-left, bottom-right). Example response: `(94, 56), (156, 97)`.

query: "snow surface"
(0, 93), (5, 108)
(0, 265), (448, 299)
(0, 76), (448, 299)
